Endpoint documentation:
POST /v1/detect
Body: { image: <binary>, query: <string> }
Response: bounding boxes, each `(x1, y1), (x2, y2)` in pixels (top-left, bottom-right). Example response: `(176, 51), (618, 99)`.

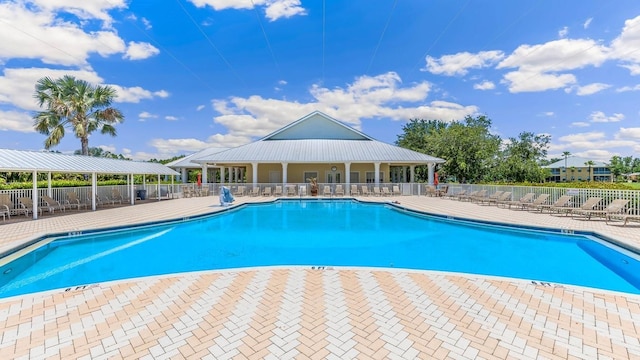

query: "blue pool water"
(1, 200), (640, 298)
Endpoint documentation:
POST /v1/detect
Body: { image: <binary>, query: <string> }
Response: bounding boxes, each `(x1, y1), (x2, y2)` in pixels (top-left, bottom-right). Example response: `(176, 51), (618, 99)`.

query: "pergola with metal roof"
(0, 149), (178, 219)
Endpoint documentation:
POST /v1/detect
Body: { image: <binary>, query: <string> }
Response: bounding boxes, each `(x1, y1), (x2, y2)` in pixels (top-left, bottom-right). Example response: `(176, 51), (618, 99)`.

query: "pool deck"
(1, 195), (639, 359)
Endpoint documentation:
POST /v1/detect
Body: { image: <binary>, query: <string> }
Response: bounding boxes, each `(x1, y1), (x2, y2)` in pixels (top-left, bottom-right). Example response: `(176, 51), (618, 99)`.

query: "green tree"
(33, 75), (124, 156)
(584, 160), (596, 181)
(396, 115), (501, 183)
(495, 132), (550, 183)
(609, 155), (625, 181)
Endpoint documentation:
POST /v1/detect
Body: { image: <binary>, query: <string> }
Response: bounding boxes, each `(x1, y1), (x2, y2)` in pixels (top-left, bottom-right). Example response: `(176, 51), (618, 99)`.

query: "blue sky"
(1, 0), (640, 161)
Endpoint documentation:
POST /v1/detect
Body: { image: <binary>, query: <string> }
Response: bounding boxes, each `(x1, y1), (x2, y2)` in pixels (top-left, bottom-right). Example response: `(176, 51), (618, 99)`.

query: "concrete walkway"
(0, 195), (639, 359)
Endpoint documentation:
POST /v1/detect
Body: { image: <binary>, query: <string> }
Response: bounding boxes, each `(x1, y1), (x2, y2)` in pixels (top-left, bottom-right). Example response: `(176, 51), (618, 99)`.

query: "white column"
(252, 163), (258, 187)
(345, 162), (351, 188)
(240, 168), (245, 183)
(32, 170), (38, 220)
(234, 167), (239, 183)
(157, 174), (161, 200)
(428, 163), (435, 185)
(47, 172), (52, 197)
(181, 168), (187, 183)
(281, 162), (288, 185)
(374, 162), (381, 185)
(201, 165), (208, 184)
(92, 172), (97, 211)
(410, 165), (415, 183)
(130, 174), (135, 205)
(220, 167), (225, 185)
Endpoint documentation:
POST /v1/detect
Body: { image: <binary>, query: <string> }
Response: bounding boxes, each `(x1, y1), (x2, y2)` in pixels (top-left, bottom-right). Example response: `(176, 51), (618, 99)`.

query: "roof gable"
(264, 111), (372, 141)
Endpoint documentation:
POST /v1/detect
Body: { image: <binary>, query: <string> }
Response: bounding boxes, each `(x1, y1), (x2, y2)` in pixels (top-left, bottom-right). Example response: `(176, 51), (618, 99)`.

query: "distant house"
(542, 157), (612, 182)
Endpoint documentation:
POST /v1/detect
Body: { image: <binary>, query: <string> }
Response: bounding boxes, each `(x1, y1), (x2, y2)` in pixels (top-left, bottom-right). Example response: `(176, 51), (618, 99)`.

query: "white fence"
(1, 182), (638, 216)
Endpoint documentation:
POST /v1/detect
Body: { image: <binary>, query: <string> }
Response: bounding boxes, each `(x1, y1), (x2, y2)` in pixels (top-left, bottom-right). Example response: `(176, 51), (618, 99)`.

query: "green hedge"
(486, 181), (637, 190)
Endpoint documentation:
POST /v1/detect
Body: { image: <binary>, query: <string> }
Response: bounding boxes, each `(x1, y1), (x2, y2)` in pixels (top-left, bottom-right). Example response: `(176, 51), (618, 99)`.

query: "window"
(350, 172), (360, 183)
(365, 171), (384, 183)
(303, 171), (318, 182)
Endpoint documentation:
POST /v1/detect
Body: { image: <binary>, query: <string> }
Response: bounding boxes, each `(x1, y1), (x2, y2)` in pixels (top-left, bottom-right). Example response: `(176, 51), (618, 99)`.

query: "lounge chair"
(41, 195), (68, 213)
(436, 185), (449, 197)
(323, 185), (331, 196)
(478, 191), (504, 205)
(381, 186), (391, 196)
(250, 187), (260, 196)
(572, 199), (629, 220)
(448, 189), (466, 200)
(484, 191), (512, 206)
(520, 193), (550, 211)
(234, 186), (246, 197)
(458, 190), (478, 202)
(299, 185), (307, 196)
(373, 186), (381, 196)
(392, 186), (401, 196)
(18, 197), (42, 217)
(470, 190), (488, 203)
(0, 194), (26, 218)
(67, 191), (87, 210)
(607, 209), (640, 226)
(556, 197), (602, 216)
(360, 186), (370, 196)
(182, 185), (195, 198)
(0, 195), (10, 220)
(110, 188), (126, 204)
(274, 186), (283, 197)
(425, 185), (438, 197)
(286, 185), (296, 196)
(535, 195), (572, 213)
(262, 187), (272, 196)
(335, 185), (344, 196)
(500, 193), (536, 209)
(349, 184), (359, 196)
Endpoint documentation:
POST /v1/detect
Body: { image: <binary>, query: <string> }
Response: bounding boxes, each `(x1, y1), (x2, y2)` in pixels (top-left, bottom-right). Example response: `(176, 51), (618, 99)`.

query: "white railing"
(2, 182), (638, 215)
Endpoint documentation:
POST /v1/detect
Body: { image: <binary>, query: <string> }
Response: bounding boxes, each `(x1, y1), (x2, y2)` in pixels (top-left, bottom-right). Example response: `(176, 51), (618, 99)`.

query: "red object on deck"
(197, 173), (202, 187)
(434, 172), (439, 186)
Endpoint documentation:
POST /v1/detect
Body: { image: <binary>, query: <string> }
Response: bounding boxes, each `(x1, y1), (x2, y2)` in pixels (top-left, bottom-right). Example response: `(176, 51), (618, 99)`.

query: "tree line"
(396, 115), (551, 184)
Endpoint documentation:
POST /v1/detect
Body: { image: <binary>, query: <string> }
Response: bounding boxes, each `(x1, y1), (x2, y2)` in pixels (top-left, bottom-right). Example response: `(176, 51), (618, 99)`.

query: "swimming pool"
(1, 199), (640, 298)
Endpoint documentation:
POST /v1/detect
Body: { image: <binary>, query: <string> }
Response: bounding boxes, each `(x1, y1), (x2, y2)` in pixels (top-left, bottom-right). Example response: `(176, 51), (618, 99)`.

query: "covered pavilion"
(0, 149), (178, 219)
(173, 111), (445, 190)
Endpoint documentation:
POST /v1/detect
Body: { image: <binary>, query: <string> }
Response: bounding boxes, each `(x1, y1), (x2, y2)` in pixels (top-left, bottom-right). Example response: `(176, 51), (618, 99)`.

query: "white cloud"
(141, 17), (152, 30)
(424, 51), (504, 76)
(571, 122), (590, 127)
(542, 112), (554, 117)
(138, 112), (158, 121)
(616, 84), (640, 92)
(583, 18), (593, 29)
(111, 85), (169, 103)
(558, 26), (569, 38)
(278, 80), (287, 85)
(497, 39), (609, 93)
(589, 111), (624, 123)
(165, 116), (178, 121)
(124, 41), (160, 60)
(558, 131), (606, 143)
(31, 0), (126, 25)
(203, 72), (478, 148)
(575, 82), (610, 95)
(617, 127), (640, 140)
(188, 0), (306, 21)
(610, 15), (640, 72)
(501, 70), (576, 93)
(473, 81), (495, 90)
(196, 105), (205, 111)
(0, 110), (36, 133)
(146, 136), (242, 156)
(0, 2), (127, 66)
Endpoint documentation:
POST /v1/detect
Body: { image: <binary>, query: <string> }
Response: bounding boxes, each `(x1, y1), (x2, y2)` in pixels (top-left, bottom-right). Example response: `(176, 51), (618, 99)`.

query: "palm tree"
(584, 160), (596, 181)
(562, 151), (571, 181)
(33, 75), (124, 156)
